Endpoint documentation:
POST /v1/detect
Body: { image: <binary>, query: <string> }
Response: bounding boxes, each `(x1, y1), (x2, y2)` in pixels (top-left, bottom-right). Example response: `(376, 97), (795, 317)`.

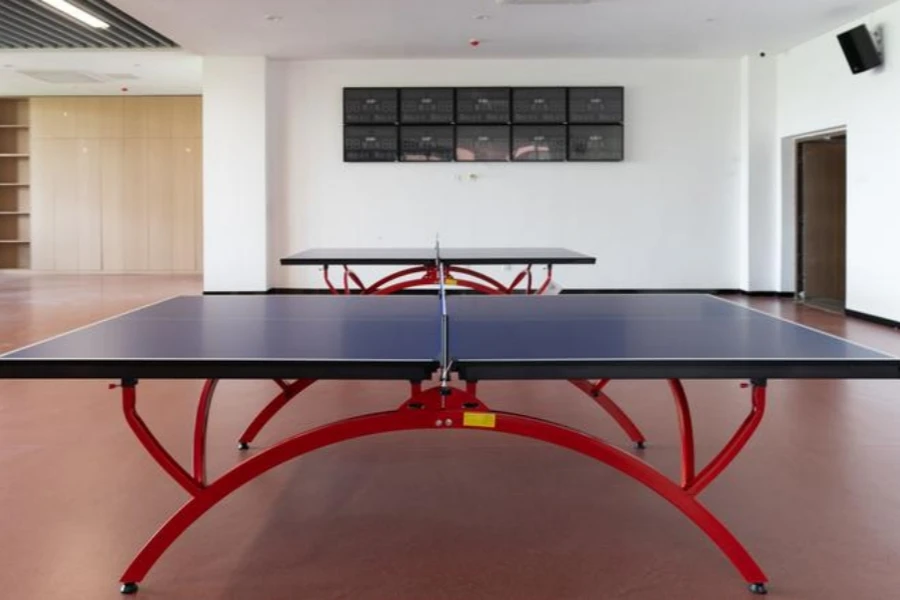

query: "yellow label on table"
(445, 277), (458, 286)
(463, 412), (496, 429)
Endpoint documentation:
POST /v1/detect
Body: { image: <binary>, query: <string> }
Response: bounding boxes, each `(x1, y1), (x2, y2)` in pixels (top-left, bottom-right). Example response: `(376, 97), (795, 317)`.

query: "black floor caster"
(120, 582), (139, 595)
(749, 582), (768, 595)
(238, 442), (249, 450)
(635, 441), (646, 450)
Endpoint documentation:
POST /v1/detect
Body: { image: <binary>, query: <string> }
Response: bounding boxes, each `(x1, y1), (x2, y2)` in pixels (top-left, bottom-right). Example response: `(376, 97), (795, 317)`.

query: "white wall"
(271, 59), (744, 290)
(203, 56), (270, 292)
(778, 1), (900, 321)
(741, 55), (780, 292)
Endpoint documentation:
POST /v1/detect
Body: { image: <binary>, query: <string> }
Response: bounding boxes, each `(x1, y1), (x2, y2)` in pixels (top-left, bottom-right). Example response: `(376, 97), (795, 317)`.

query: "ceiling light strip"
(78, 0), (175, 46)
(11, 0), (115, 46)
(37, 0), (110, 29)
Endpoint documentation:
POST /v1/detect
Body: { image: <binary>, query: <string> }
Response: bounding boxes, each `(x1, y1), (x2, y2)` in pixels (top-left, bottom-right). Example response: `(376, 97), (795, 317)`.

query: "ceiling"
(0, 50), (201, 95)
(106, 0), (897, 59)
(0, 0), (177, 49)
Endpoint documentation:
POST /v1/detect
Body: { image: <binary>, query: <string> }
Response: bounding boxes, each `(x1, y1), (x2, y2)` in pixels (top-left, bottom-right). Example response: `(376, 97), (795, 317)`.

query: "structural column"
(203, 56), (273, 292)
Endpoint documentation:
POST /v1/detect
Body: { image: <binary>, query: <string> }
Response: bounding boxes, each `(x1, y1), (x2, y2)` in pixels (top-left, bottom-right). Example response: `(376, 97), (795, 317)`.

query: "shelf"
(0, 154), (29, 158)
(0, 125), (28, 129)
(0, 211), (29, 216)
(0, 183), (29, 187)
(0, 240), (30, 244)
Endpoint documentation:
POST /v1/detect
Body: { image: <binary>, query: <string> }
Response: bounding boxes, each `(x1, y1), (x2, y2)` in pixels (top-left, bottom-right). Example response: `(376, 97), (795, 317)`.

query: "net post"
(437, 252), (452, 399)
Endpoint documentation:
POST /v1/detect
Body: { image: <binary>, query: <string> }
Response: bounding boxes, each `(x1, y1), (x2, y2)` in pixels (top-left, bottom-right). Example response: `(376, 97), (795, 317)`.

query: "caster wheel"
(749, 583), (768, 595)
(120, 582), (139, 595)
(635, 441), (646, 450)
(238, 442), (249, 450)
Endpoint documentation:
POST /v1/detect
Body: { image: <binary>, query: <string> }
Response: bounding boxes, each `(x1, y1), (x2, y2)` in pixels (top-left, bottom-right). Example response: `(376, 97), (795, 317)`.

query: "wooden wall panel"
(147, 138), (174, 270)
(172, 139), (201, 270)
(75, 140), (102, 270)
(50, 140), (79, 271)
(121, 139), (149, 271)
(31, 98), (78, 139)
(100, 139), (124, 272)
(30, 96), (202, 273)
(96, 98), (124, 139)
(172, 97), (202, 138)
(29, 139), (52, 270)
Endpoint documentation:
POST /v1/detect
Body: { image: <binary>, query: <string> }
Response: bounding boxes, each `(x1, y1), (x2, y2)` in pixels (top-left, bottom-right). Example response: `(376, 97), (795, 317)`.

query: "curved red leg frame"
(238, 379), (317, 448)
(346, 268), (366, 292)
(374, 276), (506, 296)
(446, 266), (509, 293)
(506, 266), (531, 293)
(121, 384), (201, 496)
(120, 386), (766, 588)
(322, 266), (338, 295)
(687, 383), (767, 497)
(669, 379), (695, 489)
(536, 265), (554, 295)
(364, 265), (435, 294)
(364, 265), (521, 296)
(192, 379), (218, 486)
(568, 379), (646, 447)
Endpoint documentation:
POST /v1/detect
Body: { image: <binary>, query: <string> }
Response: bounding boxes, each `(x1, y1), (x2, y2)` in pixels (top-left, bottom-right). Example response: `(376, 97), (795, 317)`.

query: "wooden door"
(798, 139), (847, 309)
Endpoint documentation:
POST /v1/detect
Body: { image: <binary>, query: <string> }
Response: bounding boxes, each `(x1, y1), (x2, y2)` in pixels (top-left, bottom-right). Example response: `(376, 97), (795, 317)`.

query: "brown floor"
(1, 274), (900, 600)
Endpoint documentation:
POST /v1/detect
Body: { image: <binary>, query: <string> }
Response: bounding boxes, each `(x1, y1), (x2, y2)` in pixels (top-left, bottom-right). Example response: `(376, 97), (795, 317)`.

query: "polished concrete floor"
(1, 273), (900, 599)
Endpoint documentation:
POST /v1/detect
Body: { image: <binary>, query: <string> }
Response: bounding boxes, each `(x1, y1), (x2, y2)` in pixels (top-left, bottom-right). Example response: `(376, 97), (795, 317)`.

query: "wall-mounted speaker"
(837, 24), (883, 74)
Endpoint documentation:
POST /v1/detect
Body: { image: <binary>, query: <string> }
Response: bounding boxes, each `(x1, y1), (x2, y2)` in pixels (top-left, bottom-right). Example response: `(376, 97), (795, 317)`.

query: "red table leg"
(322, 266), (338, 295)
(237, 379), (317, 449)
(117, 382), (768, 595)
(568, 379), (647, 448)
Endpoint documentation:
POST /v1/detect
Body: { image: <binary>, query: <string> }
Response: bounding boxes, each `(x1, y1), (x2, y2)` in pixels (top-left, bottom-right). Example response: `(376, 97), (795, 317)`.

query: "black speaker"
(837, 24), (882, 74)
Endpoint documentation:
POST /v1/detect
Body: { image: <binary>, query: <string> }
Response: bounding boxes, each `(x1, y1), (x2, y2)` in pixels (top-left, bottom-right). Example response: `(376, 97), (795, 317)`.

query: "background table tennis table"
(281, 246), (595, 295)
(1, 292), (897, 596)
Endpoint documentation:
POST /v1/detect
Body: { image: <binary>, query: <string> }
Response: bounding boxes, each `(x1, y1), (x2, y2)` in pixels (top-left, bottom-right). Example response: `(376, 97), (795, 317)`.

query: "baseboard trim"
(741, 291), (795, 298)
(845, 309), (900, 329)
(203, 290), (270, 295)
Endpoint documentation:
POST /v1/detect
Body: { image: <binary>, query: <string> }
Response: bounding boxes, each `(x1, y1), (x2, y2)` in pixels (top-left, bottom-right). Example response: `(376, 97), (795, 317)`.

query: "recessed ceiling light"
(38, 0), (110, 29)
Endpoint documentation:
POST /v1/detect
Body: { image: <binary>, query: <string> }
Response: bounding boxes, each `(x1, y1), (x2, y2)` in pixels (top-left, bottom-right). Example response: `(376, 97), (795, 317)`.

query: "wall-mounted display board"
(344, 126), (398, 162)
(343, 86), (624, 162)
(512, 88), (568, 124)
(343, 88), (398, 124)
(456, 126), (510, 162)
(400, 88), (455, 124)
(512, 125), (567, 162)
(400, 126), (454, 162)
(569, 87), (624, 124)
(568, 125), (624, 162)
(456, 88), (511, 124)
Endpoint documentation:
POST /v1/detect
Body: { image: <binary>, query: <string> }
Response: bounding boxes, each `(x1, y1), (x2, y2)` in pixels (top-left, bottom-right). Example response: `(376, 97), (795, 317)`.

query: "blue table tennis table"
(1, 267), (898, 595)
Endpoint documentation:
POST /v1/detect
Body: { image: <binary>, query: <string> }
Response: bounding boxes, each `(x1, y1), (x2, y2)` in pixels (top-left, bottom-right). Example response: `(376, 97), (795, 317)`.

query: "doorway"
(796, 135), (847, 312)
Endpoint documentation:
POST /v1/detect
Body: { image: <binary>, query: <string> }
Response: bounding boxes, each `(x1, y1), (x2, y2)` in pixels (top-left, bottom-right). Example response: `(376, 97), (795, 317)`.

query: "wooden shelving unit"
(0, 99), (30, 269)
